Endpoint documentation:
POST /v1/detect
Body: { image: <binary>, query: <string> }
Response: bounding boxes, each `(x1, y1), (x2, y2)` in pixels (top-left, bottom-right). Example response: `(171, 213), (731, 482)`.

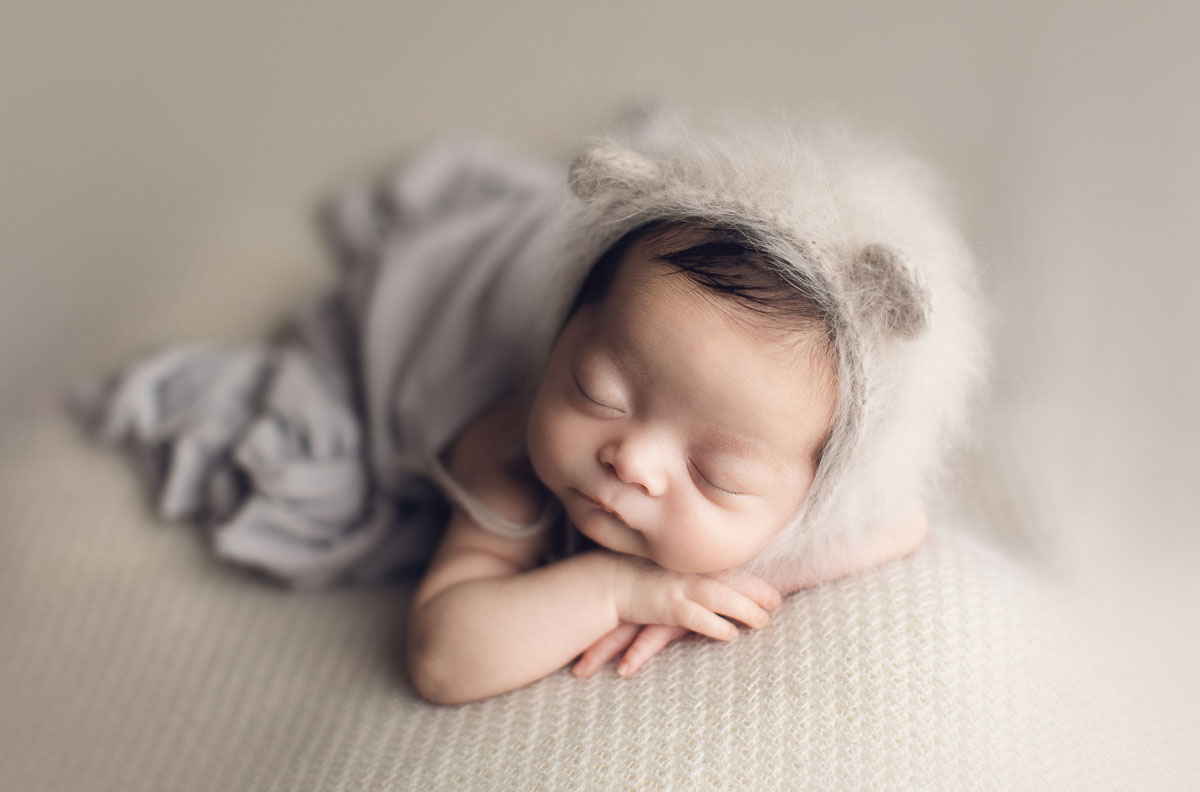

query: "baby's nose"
(598, 436), (668, 497)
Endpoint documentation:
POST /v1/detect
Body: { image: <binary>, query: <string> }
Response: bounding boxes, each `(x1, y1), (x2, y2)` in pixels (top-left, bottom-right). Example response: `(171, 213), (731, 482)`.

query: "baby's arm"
(574, 500), (928, 678)
(408, 519), (616, 703)
(409, 521), (777, 703)
(407, 394), (777, 704)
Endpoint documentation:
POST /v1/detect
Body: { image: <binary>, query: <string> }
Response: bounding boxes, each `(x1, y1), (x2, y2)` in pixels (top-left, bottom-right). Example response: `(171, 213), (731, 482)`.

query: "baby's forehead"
(611, 220), (831, 337)
(608, 241), (831, 361)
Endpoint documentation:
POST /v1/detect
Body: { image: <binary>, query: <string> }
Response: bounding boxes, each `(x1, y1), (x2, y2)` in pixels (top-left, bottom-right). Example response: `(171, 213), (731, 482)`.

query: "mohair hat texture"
(537, 115), (985, 586)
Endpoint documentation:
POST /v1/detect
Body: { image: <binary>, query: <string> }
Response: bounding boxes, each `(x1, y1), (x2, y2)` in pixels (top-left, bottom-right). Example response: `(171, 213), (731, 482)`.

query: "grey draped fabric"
(72, 138), (567, 588)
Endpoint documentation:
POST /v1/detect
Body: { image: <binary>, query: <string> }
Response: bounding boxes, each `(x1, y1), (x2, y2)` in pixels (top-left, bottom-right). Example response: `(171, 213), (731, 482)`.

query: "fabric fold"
(74, 138), (565, 587)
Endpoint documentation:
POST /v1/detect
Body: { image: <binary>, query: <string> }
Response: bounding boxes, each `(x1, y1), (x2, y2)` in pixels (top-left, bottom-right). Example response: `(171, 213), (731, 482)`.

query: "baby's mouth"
(575, 489), (627, 524)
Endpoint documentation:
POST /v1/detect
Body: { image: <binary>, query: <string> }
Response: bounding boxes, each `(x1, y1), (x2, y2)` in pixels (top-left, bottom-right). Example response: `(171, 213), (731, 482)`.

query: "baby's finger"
(617, 624), (690, 677)
(688, 578), (771, 631)
(716, 572), (783, 612)
(573, 622), (641, 678)
(674, 597), (740, 642)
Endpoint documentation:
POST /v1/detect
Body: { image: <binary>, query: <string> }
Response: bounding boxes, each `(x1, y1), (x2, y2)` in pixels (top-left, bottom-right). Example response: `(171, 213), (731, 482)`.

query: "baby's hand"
(576, 566), (782, 678)
(608, 557), (781, 643)
(573, 623), (691, 678)
(612, 559), (774, 640)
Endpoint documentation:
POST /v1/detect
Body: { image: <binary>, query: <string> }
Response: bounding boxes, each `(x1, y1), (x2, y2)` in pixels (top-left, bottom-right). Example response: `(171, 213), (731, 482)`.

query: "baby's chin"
(570, 514), (736, 575)
(567, 505), (649, 559)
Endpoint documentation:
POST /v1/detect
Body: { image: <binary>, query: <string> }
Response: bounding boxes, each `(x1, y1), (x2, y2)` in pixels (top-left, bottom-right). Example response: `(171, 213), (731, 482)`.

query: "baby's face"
(527, 237), (837, 574)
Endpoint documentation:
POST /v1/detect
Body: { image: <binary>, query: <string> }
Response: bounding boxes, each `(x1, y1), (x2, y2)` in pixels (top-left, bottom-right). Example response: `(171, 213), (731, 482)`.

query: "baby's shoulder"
(443, 389), (546, 527)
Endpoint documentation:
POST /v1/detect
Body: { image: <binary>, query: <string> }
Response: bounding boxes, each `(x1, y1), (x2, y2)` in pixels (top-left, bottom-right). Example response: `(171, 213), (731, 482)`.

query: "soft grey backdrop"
(3, 1), (1197, 788)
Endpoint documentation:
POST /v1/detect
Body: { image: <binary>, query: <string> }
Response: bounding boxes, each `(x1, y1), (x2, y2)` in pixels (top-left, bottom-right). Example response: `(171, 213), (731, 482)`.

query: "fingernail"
(617, 663), (631, 677)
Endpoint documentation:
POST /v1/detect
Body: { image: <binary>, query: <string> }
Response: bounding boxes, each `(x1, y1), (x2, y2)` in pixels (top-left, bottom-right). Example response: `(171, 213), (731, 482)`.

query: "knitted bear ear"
(849, 244), (930, 338)
(568, 143), (663, 200)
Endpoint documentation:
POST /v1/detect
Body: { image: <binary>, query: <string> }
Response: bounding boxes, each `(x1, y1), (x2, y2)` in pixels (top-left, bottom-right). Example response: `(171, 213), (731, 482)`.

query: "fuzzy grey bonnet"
(533, 115), (985, 586)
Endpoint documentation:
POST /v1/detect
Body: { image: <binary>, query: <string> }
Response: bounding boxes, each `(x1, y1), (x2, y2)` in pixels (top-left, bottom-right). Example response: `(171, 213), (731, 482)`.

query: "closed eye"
(575, 374), (620, 413)
(690, 460), (743, 497)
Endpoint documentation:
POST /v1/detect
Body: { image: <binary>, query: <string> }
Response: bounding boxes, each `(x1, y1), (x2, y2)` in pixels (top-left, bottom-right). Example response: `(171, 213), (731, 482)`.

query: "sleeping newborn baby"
(407, 121), (983, 703)
(411, 220), (916, 703)
(75, 113), (983, 705)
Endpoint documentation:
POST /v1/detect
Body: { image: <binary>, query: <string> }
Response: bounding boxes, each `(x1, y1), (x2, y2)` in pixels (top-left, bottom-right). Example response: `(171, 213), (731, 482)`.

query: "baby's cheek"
(526, 398), (576, 488)
(712, 530), (773, 570)
(652, 504), (731, 573)
(700, 505), (787, 571)
(525, 423), (553, 487)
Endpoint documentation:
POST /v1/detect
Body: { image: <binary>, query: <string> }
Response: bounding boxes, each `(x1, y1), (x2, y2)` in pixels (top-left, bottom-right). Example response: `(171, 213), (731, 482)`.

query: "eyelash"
(574, 375), (618, 412)
(691, 461), (742, 497)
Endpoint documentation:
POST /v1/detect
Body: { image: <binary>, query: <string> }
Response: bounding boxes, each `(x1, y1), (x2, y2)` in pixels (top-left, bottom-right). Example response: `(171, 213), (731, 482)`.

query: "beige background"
(2, 0), (1198, 788)
(4, 0), (1197, 545)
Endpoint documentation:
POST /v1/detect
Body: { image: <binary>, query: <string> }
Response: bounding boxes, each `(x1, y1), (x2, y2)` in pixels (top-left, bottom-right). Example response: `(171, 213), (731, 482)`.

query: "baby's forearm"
(408, 551), (620, 704)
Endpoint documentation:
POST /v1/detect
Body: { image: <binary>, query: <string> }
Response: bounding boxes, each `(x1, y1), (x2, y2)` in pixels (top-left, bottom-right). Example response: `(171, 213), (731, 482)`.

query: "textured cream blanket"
(0, 405), (1167, 790)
